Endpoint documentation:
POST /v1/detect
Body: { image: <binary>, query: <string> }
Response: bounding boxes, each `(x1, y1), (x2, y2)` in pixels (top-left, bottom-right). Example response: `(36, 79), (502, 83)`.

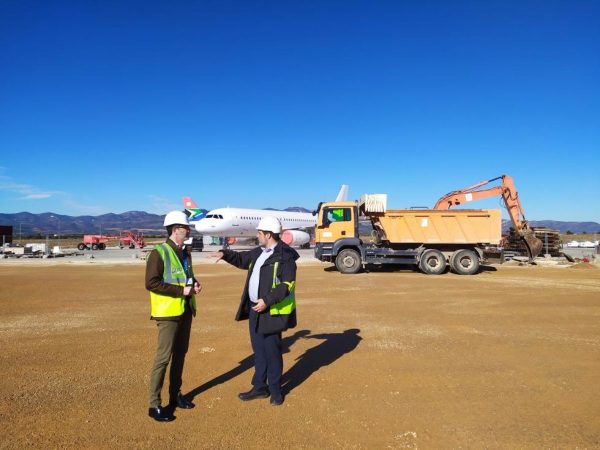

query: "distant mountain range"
(0, 207), (312, 235)
(0, 210), (596, 236)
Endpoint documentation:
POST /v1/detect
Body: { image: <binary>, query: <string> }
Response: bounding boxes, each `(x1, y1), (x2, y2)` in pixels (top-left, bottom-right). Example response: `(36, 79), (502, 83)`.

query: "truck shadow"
(185, 329), (311, 400)
(281, 328), (362, 395)
(325, 265), (497, 275)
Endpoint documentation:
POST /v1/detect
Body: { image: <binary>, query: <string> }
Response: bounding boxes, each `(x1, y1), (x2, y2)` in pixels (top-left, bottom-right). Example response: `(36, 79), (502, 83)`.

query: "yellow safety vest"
(149, 243), (196, 318)
(269, 261), (296, 316)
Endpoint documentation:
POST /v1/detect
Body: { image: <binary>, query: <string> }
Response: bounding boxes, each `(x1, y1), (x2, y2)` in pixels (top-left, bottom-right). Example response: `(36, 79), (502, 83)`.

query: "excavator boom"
(434, 175), (542, 261)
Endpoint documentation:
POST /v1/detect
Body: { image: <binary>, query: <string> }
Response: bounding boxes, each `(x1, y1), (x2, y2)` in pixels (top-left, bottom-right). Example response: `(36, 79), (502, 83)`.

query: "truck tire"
(419, 249), (447, 275)
(92, 244), (99, 250)
(450, 249), (479, 275)
(335, 249), (362, 274)
(77, 243), (86, 251)
(98, 243), (106, 250)
(129, 243), (135, 249)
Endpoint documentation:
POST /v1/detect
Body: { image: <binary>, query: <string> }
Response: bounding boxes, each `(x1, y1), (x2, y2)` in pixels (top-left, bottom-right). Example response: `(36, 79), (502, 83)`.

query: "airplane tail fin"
(183, 196), (198, 209)
(182, 196), (207, 221)
(335, 184), (349, 202)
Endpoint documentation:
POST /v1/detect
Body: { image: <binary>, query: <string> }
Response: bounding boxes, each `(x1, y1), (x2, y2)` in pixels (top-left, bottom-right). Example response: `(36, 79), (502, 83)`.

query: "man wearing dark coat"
(212, 216), (298, 405)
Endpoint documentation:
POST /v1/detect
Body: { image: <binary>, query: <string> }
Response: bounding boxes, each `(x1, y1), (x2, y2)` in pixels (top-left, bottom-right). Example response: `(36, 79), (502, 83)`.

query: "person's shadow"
(185, 328), (362, 400)
(185, 329), (311, 401)
(281, 328), (362, 395)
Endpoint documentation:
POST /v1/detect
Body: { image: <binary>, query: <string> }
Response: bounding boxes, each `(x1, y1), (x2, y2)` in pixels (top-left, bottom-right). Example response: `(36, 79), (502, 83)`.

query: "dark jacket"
(145, 238), (196, 320)
(221, 242), (299, 334)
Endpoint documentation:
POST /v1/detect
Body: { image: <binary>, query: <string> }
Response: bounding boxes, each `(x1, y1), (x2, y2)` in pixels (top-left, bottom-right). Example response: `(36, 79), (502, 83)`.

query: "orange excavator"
(433, 175), (543, 262)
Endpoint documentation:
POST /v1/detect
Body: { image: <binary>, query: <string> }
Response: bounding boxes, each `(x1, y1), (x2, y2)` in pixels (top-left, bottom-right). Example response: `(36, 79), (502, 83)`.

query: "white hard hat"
(164, 210), (190, 227)
(256, 215), (282, 233)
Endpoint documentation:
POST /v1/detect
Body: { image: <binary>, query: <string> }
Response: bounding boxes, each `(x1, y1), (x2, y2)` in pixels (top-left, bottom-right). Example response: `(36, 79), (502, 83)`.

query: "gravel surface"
(1, 263), (599, 448)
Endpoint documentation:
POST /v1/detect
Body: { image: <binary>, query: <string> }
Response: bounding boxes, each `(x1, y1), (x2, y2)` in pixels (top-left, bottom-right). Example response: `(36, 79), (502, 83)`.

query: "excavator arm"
(434, 175), (543, 261)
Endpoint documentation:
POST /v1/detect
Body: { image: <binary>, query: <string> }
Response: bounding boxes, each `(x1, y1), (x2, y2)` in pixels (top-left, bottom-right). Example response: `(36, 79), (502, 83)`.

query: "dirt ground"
(1, 262), (599, 449)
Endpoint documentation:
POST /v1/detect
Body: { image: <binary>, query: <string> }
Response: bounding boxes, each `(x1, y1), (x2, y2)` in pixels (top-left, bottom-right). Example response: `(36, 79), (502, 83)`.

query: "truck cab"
(315, 202), (358, 243)
(314, 201), (364, 273)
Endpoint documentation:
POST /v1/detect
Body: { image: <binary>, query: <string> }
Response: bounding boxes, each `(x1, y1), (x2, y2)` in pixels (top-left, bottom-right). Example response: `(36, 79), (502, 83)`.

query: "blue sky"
(1, 0), (598, 221)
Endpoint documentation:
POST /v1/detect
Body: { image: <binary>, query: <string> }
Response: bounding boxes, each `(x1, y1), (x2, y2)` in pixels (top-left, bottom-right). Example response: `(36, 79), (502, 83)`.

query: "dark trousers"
(148, 310), (192, 408)
(249, 308), (283, 395)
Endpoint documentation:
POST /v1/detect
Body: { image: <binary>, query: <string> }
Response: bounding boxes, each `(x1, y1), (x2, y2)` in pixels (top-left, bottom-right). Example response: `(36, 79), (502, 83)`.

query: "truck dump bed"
(373, 209), (501, 245)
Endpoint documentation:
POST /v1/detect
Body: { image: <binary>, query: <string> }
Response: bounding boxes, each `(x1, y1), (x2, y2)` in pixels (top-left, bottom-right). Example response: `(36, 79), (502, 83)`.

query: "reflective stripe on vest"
(149, 244), (195, 318)
(269, 261), (296, 316)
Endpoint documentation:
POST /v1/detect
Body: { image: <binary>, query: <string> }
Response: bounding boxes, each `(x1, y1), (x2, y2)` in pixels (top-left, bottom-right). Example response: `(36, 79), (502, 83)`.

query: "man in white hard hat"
(145, 210), (202, 421)
(211, 215), (298, 406)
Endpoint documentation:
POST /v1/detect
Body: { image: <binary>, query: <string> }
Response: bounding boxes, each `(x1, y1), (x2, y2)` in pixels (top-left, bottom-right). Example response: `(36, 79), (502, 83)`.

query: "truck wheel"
(129, 243), (135, 249)
(98, 243), (106, 250)
(335, 249), (362, 274)
(77, 243), (86, 251)
(91, 244), (98, 250)
(450, 249), (479, 275)
(419, 249), (447, 275)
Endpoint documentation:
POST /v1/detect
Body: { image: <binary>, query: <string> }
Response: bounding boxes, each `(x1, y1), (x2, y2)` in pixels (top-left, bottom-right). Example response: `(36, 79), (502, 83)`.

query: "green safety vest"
(269, 261), (296, 316)
(150, 243), (196, 318)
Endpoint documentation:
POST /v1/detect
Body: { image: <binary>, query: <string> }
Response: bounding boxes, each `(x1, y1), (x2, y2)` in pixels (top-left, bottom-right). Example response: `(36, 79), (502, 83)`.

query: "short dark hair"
(262, 231), (280, 241)
(166, 225), (174, 236)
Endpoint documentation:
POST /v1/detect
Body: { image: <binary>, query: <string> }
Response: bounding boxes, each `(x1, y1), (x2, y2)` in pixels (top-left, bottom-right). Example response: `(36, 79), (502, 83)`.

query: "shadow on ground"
(186, 328), (362, 399)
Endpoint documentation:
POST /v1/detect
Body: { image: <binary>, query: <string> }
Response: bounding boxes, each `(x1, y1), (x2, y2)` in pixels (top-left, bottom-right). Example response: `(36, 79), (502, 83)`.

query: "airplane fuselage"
(192, 207), (315, 237)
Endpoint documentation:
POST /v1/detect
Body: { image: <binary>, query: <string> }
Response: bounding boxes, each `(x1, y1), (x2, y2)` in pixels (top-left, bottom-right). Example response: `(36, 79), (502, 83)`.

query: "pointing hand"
(210, 251), (224, 263)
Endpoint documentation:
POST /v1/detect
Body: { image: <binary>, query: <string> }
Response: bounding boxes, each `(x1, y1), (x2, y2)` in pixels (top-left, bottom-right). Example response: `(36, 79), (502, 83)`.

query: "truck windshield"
(325, 208), (351, 223)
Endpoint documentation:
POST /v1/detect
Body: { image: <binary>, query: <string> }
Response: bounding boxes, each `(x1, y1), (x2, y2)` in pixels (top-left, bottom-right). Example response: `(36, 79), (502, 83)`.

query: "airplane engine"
(281, 230), (310, 247)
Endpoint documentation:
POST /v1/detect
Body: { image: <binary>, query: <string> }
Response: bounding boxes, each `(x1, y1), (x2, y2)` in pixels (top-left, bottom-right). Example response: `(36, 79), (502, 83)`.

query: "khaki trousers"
(148, 310), (192, 408)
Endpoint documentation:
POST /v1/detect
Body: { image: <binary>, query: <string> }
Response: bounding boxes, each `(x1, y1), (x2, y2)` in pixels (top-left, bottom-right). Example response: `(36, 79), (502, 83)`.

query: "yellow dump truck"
(314, 194), (501, 275)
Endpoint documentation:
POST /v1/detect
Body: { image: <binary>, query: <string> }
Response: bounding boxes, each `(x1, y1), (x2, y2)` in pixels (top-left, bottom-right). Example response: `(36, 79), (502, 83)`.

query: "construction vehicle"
(119, 230), (145, 249)
(432, 175), (543, 261)
(314, 195), (502, 275)
(77, 235), (113, 251)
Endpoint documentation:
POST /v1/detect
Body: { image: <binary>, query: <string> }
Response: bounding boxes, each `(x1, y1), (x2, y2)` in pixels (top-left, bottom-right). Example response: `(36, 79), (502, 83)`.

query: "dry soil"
(1, 263), (599, 449)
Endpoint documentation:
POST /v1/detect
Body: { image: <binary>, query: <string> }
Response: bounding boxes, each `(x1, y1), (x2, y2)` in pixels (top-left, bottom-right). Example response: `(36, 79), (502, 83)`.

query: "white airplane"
(183, 185), (348, 247)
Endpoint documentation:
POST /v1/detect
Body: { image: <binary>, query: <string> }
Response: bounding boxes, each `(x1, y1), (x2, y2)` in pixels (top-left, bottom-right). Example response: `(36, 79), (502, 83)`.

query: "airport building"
(0, 225), (13, 245)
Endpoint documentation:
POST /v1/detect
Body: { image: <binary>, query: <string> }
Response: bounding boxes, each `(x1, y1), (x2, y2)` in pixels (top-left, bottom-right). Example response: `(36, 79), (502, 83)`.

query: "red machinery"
(120, 230), (145, 249)
(78, 235), (114, 251)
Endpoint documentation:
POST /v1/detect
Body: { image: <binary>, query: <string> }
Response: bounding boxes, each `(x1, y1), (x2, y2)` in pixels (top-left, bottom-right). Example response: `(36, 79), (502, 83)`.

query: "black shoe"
(170, 392), (195, 409)
(148, 406), (175, 422)
(270, 392), (284, 406)
(238, 388), (270, 401)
